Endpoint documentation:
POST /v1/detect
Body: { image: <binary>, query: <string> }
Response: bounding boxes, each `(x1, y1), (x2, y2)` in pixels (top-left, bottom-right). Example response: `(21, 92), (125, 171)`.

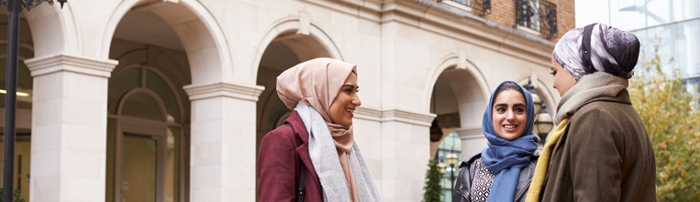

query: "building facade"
(604, 0), (700, 97)
(0, 0), (573, 201)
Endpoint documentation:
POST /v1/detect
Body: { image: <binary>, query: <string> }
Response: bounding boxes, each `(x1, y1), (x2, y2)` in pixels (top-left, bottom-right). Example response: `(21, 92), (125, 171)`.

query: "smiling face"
(329, 72), (361, 128)
(491, 89), (528, 140)
(551, 57), (577, 96)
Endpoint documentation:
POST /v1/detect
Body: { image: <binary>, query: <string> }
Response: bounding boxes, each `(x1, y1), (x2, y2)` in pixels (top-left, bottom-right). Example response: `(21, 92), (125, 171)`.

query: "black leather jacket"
(452, 153), (539, 202)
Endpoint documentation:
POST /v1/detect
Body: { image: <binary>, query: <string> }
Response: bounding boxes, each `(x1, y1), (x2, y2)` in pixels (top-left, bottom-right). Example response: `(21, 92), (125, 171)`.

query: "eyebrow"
(494, 103), (526, 107)
(343, 84), (357, 88)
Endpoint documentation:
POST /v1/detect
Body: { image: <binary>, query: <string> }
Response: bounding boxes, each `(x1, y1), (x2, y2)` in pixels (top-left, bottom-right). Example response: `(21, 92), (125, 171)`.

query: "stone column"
(184, 82), (264, 202)
(456, 127), (486, 159)
(25, 54), (118, 202)
(379, 109), (435, 202)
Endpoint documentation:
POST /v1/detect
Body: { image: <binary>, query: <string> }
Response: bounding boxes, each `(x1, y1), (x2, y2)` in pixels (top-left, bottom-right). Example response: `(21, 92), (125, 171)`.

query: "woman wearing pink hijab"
(257, 58), (380, 202)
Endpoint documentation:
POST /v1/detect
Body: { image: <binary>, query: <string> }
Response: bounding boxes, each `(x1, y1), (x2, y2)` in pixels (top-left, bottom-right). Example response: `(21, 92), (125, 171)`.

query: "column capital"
(354, 107), (383, 122)
(25, 54), (119, 78)
(456, 127), (483, 140)
(381, 109), (435, 127)
(355, 108), (436, 127)
(184, 82), (265, 102)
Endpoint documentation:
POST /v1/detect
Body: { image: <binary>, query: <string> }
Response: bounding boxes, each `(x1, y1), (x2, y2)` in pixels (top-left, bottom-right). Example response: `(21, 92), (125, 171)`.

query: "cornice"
(24, 54), (119, 78)
(301, 0), (382, 23)
(184, 82), (265, 102)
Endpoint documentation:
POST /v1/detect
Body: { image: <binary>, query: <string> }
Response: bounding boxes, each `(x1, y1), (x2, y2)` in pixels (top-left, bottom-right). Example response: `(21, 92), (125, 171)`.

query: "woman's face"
(492, 89), (528, 140)
(329, 72), (361, 128)
(551, 57), (577, 96)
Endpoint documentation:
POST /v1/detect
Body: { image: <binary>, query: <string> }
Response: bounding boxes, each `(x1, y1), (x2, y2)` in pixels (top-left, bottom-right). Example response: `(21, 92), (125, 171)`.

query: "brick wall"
(434, 0), (575, 41)
(554, 0), (575, 41)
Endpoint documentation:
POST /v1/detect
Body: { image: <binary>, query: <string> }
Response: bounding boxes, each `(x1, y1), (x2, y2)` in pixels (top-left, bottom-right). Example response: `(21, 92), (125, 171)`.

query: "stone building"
(0, 0), (573, 201)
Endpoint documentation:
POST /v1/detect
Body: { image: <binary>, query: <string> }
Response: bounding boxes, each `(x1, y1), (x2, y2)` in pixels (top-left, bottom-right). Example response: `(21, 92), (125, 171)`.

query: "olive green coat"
(541, 88), (656, 202)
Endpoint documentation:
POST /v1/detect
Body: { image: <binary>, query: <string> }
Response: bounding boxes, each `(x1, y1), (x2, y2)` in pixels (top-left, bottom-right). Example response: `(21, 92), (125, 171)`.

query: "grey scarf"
(554, 72), (629, 125)
(295, 102), (381, 202)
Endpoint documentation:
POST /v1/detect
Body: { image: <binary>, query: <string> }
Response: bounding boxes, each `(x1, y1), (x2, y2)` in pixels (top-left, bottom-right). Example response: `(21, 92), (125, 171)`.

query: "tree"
(0, 188), (25, 202)
(422, 160), (442, 202)
(628, 40), (700, 201)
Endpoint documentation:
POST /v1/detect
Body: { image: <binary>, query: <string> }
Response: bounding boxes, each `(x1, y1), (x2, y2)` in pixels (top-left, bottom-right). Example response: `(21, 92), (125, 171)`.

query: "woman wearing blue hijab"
(453, 81), (539, 202)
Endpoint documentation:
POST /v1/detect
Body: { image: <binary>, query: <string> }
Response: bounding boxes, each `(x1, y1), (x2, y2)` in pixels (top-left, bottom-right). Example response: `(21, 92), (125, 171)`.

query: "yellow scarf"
(525, 117), (570, 202)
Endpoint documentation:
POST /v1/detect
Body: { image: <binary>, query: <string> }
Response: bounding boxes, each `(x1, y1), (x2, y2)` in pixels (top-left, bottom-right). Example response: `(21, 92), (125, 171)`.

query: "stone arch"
(426, 54), (491, 158)
(102, 0), (232, 85)
(24, 2), (79, 57)
(250, 16), (344, 84)
(253, 16), (343, 131)
(425, 54), (490, 124)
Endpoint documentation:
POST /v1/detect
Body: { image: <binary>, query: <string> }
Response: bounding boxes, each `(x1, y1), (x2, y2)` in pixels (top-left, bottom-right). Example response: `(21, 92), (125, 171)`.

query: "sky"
(575, 0), (613, 27)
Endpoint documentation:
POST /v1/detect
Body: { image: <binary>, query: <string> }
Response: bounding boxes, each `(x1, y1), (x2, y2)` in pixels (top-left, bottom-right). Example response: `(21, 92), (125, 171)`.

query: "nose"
(505, 109), (515, 121)
(352, 94), (362, 106)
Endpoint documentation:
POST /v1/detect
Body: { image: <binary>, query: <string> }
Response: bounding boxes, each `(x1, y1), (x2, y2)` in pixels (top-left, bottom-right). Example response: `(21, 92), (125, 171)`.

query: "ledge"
(184, 82), (265, 102)
(354, 107), (436, 127)
(25, 54), (119, 78)
(456, 127), (483, 140)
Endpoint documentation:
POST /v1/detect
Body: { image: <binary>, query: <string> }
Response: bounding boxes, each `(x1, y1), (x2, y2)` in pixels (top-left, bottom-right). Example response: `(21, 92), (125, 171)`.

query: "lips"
(503, 124), (518, 132)
(346, 108), (355, 117)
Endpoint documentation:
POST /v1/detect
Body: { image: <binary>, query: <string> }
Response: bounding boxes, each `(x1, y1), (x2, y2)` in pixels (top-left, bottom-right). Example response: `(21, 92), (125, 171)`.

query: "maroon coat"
(258, 111), (324, 202)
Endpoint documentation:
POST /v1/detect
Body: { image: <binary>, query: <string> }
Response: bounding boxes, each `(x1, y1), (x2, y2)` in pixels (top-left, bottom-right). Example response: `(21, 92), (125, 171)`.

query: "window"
(516, 0), (558, 39)
(434, 132), (462, 202)
(449, 0), (471, 7)
(516, 0), (540, 31)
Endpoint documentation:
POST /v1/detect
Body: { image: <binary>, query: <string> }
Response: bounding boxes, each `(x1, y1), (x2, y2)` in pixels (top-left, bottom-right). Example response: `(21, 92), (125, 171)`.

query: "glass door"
(121, 134), (158, 202)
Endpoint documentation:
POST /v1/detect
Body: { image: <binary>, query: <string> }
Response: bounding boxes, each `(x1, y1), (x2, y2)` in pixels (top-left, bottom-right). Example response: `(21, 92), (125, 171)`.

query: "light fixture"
(446, 153), (458, 166)
(535, 104), (554, 141)
(437, 162), (447, 175)
(525, 78), (554, 145)
(0, 89), (29, 97)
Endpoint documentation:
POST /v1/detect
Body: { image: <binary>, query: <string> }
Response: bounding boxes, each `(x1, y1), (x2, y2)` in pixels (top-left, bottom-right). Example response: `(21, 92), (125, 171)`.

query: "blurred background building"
(578, 0), (700, 98)
(0, 0), (573, 201)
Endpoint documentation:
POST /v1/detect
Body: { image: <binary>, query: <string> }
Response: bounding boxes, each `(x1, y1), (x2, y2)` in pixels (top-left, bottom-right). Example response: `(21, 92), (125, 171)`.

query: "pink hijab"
(276, 57), (359, 201)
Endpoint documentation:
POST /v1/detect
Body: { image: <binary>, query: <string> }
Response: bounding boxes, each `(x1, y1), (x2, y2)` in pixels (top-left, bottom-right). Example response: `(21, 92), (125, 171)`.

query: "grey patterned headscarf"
(552, 23), (640, 79)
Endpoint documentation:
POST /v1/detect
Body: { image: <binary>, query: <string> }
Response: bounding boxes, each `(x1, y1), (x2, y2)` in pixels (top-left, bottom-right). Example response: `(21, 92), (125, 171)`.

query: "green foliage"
(0, 188), (25, 202)
(422, 160), (442, 202)
(628, 40), (700, 201)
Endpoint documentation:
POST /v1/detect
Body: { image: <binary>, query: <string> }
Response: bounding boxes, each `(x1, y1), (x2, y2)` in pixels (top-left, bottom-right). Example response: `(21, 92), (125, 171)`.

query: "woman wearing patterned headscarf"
(453, 81), (539, 202)
(525, 23), (656, 202)
(257, 58), (380, 202)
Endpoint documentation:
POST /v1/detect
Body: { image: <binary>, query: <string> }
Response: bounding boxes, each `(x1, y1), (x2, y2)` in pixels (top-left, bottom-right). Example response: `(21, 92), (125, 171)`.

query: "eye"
(356, 86), (360, 93)
(495, 107), (506, 113)
(344, 88), (354, 93)
(550, 71), (557, 76)
(514, 107), (525, 113)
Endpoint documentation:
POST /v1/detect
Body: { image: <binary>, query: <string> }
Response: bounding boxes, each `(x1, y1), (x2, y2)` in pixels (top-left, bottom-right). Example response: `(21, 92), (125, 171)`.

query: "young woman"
(453, 81), (539, 202)
(257, 58), (380, 202)
(526, 23), (656, 202)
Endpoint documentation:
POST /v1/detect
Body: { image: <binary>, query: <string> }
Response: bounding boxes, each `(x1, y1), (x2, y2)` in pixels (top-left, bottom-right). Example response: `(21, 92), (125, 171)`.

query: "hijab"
(553, 23), (640, 79)
(480, 81), (538, 202)
(276, 57), (359, 201)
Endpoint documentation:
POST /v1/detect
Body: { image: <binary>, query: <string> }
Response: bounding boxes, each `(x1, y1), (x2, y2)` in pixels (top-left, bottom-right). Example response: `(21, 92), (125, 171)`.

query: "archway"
(105, 1), (212, 200)
(253, 18), (342, 152)
(427, 56), (489, 201)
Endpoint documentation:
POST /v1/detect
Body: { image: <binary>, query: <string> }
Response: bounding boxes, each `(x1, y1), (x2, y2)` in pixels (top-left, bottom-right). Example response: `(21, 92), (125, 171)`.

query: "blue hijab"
(481, 81), (538, 202)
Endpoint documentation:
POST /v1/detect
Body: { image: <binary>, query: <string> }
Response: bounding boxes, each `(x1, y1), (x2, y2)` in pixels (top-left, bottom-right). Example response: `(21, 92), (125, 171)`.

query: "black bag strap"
(297, 157), (307, 202)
